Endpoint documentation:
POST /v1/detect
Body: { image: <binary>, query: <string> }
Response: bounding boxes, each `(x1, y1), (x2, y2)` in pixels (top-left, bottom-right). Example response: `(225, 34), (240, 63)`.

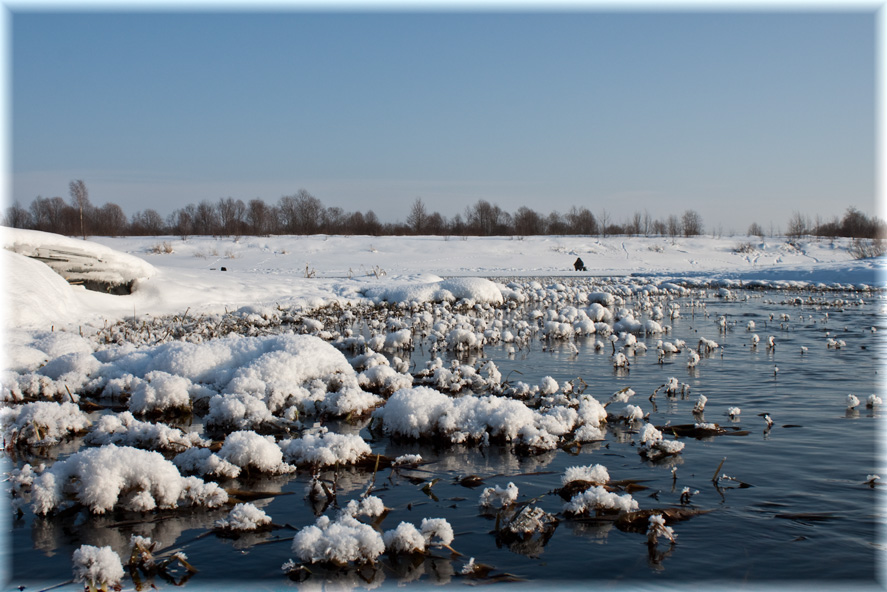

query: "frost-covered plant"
(358, 364), (413, 395)
(129, 370), (194, 415)
(173, 447), (242, 478)
(693, 394), (707, 413)
(478, 482), (518, 510)
(382, 518), (454, 554)
(290, 512), (385, 566)
(280, 429), (372, 467)
(638, 423), (685, 461)
(0, 401), (91, 447)
(617, 404), (644, 422)
(30, 444), (228, 515)
(604, 387), (635, 407)
(85, 411), (206, 452)
(215, 502), (273, 531)
(563, 485), (638, 516)
(539, 376), (559, 395)
(562, 464), (609, 487)
(217, 430), (295, 475)
(373, 386), (564, 450)
(382, 521), (425, 554)
(341, 495), (387, 520)
(646, 514), (677, 545)
(72, 545), (125, 592)
(393, 454), (422, 466)
(499, 505), (557, 541)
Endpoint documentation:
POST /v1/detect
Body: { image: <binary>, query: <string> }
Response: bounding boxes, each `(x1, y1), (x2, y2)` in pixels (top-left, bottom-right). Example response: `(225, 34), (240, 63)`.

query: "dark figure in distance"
(574, 257), (587, 271)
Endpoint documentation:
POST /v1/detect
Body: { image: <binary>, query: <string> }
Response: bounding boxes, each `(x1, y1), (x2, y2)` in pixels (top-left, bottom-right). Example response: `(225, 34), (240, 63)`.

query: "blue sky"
(9, 8), (878, 234)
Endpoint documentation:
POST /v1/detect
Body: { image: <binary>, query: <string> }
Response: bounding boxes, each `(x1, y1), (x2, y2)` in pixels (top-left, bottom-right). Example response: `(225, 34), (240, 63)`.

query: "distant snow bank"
(2, 230), (883, 331)
(361, 276), (504, 305)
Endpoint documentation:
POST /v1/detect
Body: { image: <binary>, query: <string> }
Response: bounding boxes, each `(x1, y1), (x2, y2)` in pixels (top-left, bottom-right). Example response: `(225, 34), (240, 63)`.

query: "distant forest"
(4, 180), (884, 240)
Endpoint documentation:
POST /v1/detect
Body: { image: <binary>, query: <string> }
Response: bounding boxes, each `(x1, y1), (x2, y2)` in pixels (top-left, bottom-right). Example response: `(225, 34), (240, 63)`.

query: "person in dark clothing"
(574, 257), (587, 271)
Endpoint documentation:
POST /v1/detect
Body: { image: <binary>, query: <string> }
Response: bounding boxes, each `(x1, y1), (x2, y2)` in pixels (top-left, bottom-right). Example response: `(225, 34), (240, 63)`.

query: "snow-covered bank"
(2, 230), (883, 332)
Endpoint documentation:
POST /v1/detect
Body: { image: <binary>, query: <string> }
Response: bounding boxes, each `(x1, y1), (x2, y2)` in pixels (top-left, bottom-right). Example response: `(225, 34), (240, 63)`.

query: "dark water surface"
(6, 289), (884, 591)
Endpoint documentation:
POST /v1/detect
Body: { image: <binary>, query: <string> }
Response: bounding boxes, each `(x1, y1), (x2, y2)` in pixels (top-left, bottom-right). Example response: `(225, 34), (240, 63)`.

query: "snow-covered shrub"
(647, 514), (677, 544)
(393, 454), (422, 466)
(280, 429), (372, 467)
(498, 505), (557, 542)
(290, 512), (385, 565)
(31, 445), (228, 515)
(562, 464), (609, 486)
(129, 370), (193, 414)
(215, 502), (272, 531)
(72, 544), (125, 591)
(539, 376), (559, 395)
(478, 482), (519, 510)
(563, 485), (638, 516)
(217, 430), (295, 475)
(373, 386), (566, 450)
(205, 392), (277, 433)
(638, 423), (685, 460)
(358, 364), (413, 395)
(85, 411), (205, 452)
(173, 447), (241, 478)
(382, 518), (454, 554)
(0, 401), (91, 447)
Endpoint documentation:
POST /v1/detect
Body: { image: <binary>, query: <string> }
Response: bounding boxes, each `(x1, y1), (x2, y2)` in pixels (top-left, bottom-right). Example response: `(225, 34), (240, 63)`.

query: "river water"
(5, 286), (884, 591)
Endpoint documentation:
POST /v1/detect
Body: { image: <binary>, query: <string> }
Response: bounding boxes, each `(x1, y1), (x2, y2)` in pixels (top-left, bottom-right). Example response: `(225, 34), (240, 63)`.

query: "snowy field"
(1, 228), (884, 591)
(3, 229), (883, 331)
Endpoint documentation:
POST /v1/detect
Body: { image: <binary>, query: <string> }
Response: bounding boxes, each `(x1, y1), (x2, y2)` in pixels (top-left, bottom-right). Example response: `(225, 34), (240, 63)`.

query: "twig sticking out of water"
(711, 457), (726, 483)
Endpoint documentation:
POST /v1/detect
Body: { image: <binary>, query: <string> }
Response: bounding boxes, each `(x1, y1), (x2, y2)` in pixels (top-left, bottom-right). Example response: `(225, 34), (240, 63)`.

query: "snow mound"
(362, 276), (503, 305)
(30, 444), (228, 515)
(3, 228), (156, 292)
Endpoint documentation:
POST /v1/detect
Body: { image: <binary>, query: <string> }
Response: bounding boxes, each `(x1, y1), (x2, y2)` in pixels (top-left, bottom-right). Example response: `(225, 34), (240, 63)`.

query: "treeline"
(3, 180), (884, 240)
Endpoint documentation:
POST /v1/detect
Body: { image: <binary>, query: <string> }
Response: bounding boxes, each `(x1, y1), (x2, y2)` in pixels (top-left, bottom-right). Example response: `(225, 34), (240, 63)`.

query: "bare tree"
(3, 200), (32, 228)
(131, 209), (165, 235)
(748, 222), (764, 238)
(406, 198), (428, 234)
(193, 200), (218, 235)
(425, 212), (447, 235)
(545, 211), (566, 235)
(566, 206), (597, 235)
(217, 197), (246, 236)
(364, 210), (382, 235)
(293, 189), (323, 234)
(168, 205), (195, 239)
(94, 202), (128, 237)
(31, 196), (72, 234)
(598, 209), (610, 237)
(514, 206), (544, 236)
(322, 206), (346, 234)
(626, 212), (643, 237)
(247, 199), (272, 235)
(786, 211), (808, 238)
(69, 179), (90, 239)
(667, 214), (682, 239)
(681, 209), (703, 237)
(466, 200), (505, 235)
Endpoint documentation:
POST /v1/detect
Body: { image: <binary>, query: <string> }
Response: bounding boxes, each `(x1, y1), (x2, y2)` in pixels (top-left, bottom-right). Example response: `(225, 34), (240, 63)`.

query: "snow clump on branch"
(30, 444), (228, 515)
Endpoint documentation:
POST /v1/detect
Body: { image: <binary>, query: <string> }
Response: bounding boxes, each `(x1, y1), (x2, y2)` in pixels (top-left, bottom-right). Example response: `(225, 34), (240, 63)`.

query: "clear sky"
(8, 7), (879, 234)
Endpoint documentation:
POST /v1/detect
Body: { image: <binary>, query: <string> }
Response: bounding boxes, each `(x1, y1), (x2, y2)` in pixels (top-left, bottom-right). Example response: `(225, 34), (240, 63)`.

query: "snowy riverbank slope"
(3, 229), (884, 331)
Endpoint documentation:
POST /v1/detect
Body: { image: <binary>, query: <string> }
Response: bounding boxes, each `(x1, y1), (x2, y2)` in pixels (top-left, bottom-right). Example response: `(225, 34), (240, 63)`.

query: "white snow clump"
(71, 544), (125, 590)
(30, 444), (228, 515)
